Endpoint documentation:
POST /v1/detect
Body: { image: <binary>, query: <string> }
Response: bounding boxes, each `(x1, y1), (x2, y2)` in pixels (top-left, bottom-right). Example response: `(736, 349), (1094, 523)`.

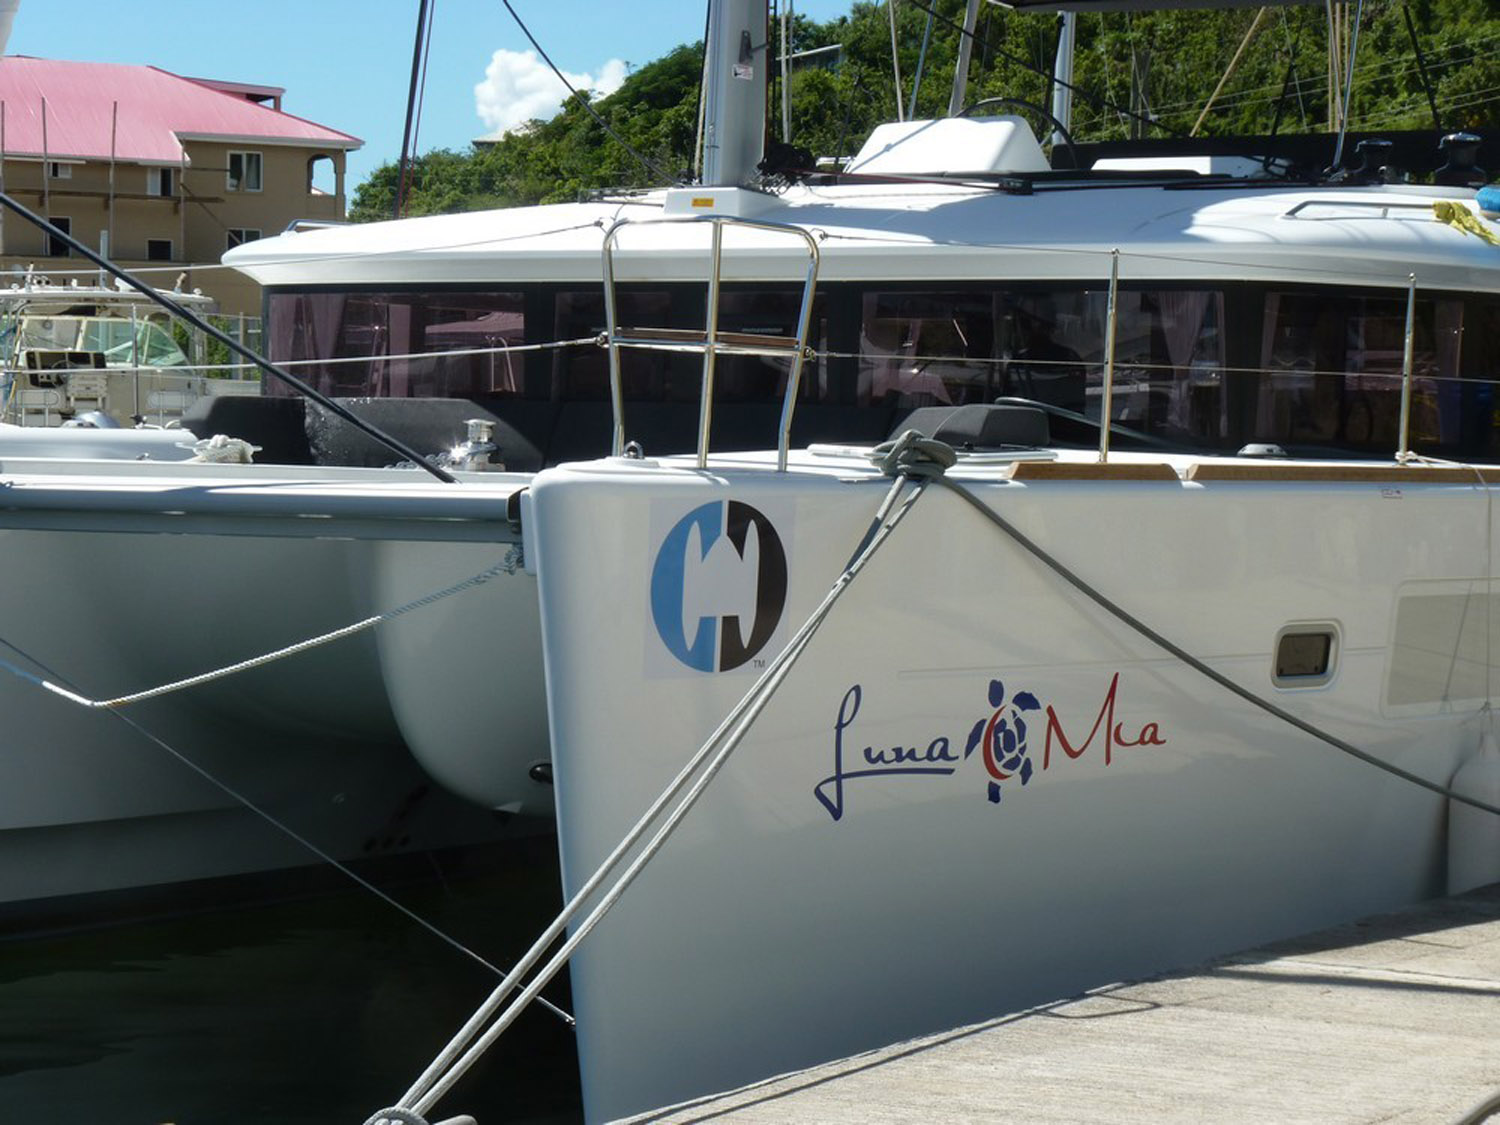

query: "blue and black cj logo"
(650, 500), (788, 672)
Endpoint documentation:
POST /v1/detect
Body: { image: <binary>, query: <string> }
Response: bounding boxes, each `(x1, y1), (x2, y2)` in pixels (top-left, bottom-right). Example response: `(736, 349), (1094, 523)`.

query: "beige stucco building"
(0, 59), (360, 318)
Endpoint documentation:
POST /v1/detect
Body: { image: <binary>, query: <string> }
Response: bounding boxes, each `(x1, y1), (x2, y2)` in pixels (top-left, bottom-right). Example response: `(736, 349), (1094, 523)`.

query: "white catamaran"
(0, 0), (1495, 1118)
(299, 1), (1497, 1121)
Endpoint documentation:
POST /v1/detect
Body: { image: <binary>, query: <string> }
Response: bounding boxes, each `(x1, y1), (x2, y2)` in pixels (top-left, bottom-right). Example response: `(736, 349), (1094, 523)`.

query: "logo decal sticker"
(815, 673), (1166, 821)
(649, 500), (788, 673)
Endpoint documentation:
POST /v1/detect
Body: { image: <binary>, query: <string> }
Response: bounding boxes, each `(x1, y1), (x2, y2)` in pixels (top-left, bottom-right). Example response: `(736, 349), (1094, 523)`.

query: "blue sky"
(7, 0), (853, 191)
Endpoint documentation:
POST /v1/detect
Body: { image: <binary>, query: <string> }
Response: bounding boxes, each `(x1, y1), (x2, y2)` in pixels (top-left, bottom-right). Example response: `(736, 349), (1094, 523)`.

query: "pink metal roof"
(0, 57), (360, 165)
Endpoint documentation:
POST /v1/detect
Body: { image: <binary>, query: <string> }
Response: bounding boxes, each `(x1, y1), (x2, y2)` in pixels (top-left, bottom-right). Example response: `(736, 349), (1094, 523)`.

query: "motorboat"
(0, 270), (259, 428)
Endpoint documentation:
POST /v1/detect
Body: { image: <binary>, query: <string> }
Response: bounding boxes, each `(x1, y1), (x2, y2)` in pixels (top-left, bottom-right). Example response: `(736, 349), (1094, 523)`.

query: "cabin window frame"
(259, 278), (1500, 462)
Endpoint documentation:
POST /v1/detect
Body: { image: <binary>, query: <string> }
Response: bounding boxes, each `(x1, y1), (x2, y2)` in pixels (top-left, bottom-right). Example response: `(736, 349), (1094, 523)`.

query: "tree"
(348, 0), (1500, 220)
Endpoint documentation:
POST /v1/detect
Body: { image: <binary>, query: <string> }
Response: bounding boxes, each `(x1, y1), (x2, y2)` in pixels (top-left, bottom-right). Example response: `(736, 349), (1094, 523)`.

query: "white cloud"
(474, 49), (628, 138)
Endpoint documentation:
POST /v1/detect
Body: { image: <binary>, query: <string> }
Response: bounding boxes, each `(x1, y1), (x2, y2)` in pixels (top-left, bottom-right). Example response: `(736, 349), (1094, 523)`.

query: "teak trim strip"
(1186, 463), (1500, 484)
(1006, 461), (1181, 481)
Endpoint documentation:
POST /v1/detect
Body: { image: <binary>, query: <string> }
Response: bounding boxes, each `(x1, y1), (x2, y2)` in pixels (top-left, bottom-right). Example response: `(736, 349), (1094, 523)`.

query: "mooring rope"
(928, 465), (1500, 818)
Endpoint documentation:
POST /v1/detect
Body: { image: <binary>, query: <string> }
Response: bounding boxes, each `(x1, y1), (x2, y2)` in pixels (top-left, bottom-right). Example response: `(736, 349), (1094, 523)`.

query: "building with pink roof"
(0, 56), (361, 315)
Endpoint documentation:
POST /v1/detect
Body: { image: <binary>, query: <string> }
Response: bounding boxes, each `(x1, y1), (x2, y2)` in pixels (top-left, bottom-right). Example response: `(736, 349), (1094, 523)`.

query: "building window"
(48, 216), (71, 257)
(227, 151), (263, 192)
(226, 228), (262, 250)
(148, 167), (174, 197)
(49, 161), (72, 179)
(146, 238), (173, 262)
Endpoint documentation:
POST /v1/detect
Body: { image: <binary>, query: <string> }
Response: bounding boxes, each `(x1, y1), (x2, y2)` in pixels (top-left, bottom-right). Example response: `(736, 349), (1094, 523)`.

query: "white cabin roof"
(224, 179), (1500, 295)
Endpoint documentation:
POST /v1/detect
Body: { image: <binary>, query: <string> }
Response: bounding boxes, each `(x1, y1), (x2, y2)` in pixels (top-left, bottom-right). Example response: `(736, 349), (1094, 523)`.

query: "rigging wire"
(1076, 44), (1500, 131)
(888, 0), (906, 122)
(1134, 32), (1500, 118)
(900, 0), (1183, 139)
(694, 0), (713, 179)
(497, 0), (674, 185)
(411, 0), (439, 177)
(908, 0), (938, 120)
(1401, 0), (1443, 130)
(395, 0), (435, 220)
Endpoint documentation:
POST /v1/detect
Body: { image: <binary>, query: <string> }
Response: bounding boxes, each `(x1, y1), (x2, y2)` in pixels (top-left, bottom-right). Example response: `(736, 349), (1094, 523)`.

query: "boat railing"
(601, 214), (821, 471)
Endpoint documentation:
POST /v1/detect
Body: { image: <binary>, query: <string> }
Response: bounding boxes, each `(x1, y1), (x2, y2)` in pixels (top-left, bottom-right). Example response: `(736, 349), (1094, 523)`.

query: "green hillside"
(350, 0), (1500, 220)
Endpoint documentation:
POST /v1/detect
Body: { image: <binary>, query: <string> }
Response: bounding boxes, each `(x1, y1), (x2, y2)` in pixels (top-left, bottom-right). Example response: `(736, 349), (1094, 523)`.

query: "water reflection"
(0, 840), (580, 1124)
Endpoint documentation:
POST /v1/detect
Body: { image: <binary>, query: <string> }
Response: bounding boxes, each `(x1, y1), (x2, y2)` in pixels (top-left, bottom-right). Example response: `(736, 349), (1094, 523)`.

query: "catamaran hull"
(369, 538), (552, 816)
(0, 471), (542, 913)
(528, 458), (1490, 1122)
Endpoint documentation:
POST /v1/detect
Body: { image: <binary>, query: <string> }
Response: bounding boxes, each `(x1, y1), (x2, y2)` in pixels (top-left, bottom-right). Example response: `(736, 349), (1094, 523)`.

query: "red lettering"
(1043, 673), (1121, 769)
(1043, 674), (1166, 767)
(1113, 721), (1167, 748)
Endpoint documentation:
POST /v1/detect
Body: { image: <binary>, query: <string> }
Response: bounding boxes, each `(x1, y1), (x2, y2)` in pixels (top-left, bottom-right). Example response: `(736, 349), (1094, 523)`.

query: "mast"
(1050, 11), (1077, 143)
(947, 0), (982, 117)
(702, 0), (769, 186)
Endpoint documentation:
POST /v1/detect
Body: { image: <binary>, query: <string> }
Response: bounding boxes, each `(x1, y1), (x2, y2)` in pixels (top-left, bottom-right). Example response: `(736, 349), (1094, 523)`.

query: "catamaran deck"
(626, 883), (1500, 1124)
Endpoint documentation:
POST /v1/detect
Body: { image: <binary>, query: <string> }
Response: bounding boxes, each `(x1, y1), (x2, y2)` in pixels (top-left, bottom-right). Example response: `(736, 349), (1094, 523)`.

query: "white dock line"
(33, 547), (523, 711)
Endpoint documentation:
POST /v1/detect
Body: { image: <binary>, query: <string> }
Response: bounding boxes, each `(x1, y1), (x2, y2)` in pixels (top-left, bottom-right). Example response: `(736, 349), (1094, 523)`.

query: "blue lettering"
(814, 684), (958, 822)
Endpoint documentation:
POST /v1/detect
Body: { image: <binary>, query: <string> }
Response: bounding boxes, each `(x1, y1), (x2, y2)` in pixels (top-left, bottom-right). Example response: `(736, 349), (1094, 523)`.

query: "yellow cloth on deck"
(1433, 200), (1500, 246)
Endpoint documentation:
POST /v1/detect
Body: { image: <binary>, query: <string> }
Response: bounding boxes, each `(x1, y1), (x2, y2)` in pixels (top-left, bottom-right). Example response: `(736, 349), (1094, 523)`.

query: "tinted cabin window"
(1257, 292), (1464, 454)
(1474, 300), (1500, 458)
(858, 286), (1227, 444)
(715, 289), (829, 404)
(551, 290), (672, 400)
(266, 291), (526, 398)
(860, 291), (1007, 407)
(263, 281), (1499, 460)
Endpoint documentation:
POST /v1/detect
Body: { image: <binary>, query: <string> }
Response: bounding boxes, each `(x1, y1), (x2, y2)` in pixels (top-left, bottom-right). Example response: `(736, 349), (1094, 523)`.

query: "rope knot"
(871, 429), (958, 479)
(362, 1110), (430, 1125)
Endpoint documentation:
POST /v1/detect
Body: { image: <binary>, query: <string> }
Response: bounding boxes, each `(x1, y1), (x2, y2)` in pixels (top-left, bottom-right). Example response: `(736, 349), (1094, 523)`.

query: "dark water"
(0, 840), (582, 1125)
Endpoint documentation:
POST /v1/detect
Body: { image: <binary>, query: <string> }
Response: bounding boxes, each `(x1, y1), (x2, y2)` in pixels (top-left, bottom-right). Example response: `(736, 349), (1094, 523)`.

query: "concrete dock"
(629, 884), (1500, 1124)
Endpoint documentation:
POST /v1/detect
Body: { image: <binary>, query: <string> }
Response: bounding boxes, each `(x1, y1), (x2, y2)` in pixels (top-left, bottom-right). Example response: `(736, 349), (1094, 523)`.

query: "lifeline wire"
(932, 472), (1500, 819)
(387, 463), (931, 1120)
(27, 554), (522, 711)
(0, 629), (573, 1026)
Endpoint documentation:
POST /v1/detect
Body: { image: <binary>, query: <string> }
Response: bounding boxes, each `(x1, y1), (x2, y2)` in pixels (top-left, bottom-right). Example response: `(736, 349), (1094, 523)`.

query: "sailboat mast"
(947, 0), (983, 116)
(702, 0), (770, 186)
(1050, 10), (1077, 144)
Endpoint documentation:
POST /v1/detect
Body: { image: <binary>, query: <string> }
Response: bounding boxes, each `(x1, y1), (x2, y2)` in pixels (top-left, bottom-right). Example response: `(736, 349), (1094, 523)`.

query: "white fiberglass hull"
(527, 453), (1491, 1122)
(0, 461), (543, 912)
(369, 538), (551, 815)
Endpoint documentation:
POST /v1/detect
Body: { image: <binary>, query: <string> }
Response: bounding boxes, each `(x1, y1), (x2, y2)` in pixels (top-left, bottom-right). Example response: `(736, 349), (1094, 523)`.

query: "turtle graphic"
(964, 679), (1042, 804)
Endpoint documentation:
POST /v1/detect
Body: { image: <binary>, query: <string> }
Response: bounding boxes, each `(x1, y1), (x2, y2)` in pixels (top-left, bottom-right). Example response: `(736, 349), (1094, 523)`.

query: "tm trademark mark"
(753, 658), (766, 669)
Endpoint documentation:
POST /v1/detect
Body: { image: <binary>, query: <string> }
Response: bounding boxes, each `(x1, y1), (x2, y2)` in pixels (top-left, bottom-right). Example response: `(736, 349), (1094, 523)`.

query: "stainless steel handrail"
(601, 214), (821, 471)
